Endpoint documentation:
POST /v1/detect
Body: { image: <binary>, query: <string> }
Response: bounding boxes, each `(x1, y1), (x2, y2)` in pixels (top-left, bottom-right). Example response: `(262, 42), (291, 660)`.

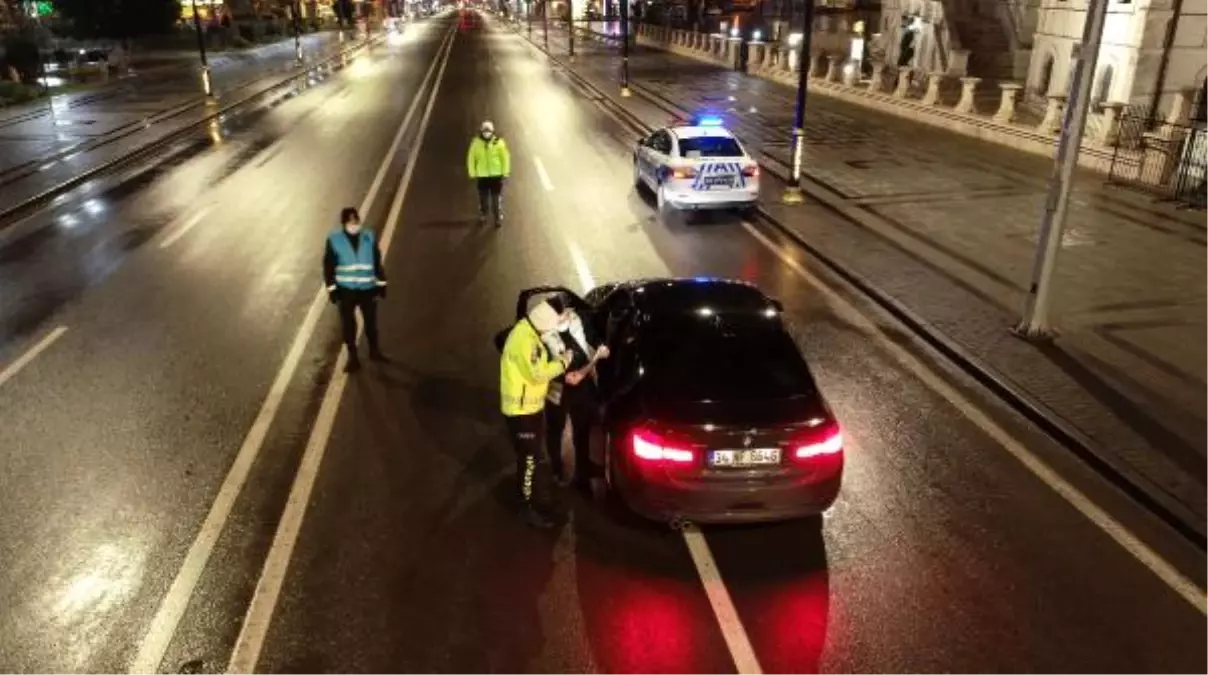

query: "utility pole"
(190, 0), (213, 97)
(291, 1), (304, 64)
(781, 0), (814, 204)
(620, 0), (630, 96)
(1015, 0), (1110, 339)
(568, 0), (575, 59)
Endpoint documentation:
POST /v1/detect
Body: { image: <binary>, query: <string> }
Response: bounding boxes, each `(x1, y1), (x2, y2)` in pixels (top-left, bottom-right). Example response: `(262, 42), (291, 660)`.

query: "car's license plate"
(710, 448), (781, 468)
(704, 176), (733, 189)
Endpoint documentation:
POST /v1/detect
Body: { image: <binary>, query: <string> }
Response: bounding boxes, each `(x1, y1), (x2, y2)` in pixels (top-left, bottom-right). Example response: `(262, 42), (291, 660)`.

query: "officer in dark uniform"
(323, 206), (387, 372)
(540, 296), (609, 490)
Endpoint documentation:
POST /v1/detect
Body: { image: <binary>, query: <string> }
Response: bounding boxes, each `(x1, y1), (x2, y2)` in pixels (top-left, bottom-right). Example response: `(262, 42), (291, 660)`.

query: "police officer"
(500, 296), (573, 528)
(466, 120), (510, 227)
(541, 297), (609, 490)
(323, 206), (386, 373)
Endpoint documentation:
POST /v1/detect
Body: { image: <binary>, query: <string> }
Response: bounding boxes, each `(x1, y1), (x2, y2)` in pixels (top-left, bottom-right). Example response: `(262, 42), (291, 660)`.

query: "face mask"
(481, 131), (493, 140)
(345, 223), (362, 235)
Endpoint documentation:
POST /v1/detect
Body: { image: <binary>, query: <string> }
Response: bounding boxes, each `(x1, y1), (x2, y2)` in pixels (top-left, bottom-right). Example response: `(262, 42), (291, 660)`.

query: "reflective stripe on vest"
(328, 229), (377, 290)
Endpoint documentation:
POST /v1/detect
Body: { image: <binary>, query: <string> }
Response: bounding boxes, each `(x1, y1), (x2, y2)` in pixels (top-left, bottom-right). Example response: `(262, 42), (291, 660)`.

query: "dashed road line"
(0, 326), (68, 389)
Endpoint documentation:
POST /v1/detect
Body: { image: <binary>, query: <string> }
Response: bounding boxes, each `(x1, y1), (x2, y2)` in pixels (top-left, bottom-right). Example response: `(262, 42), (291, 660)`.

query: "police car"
(633, 115), (759, 215)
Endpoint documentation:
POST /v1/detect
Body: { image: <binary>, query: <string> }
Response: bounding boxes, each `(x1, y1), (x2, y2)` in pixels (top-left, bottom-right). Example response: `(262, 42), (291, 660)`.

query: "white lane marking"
(225, 27), (456, 675)
(566, 241), (594, 292)
(534, 156), (555, 191)
(158, 206), (214, 250)
(683, 526), (764, 675)
(0, 326), (67, 389)
(741, 221), (1208, 615)
(127, 26), (458, 675)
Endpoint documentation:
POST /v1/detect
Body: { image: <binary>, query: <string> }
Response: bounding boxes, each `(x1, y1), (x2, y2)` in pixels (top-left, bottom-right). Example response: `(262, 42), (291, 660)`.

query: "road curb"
(512, 23), (1207, 550)
(0, 34), (384, 231)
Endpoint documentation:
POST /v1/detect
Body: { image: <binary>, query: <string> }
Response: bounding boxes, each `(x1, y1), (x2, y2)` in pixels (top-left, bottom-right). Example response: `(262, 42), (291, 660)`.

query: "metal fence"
(1108, 113), (1206, 209)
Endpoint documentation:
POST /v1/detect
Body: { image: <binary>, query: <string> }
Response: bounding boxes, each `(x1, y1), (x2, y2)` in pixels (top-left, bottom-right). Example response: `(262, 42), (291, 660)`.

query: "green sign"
(30, 1), (54, 17)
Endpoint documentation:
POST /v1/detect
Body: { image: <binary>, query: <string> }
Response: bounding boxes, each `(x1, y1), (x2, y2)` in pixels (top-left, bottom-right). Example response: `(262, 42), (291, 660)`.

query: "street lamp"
(1014, 0), (1110, 339)
(620, 0), (630, 96)
(567, 0), (575, 59)
(781, 0), (814, 204)
(291, 1), (304, 64)
(189, 0), (213, 97)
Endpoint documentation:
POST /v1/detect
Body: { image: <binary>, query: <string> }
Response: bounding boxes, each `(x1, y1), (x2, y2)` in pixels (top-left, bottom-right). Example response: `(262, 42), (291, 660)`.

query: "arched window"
(1194, 77), (1207, 124)
(1036, 53), (1054, 96)
(1093, 63), (1114, 105)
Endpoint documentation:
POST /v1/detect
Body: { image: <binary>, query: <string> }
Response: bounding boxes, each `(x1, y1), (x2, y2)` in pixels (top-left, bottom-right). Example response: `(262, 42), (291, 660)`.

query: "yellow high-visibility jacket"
(500, 319), (565, 416)
(467, 136), (511, 179)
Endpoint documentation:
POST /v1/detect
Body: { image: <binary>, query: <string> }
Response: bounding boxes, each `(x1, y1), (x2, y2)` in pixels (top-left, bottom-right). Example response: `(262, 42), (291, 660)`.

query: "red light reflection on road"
(743, 570), (831, 674)
(738, 250), (762, 284)
(592, 580), (706, 673)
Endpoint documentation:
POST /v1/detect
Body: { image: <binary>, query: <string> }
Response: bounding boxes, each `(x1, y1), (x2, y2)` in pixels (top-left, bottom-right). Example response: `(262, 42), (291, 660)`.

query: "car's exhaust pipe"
(669, 515), (692, 531)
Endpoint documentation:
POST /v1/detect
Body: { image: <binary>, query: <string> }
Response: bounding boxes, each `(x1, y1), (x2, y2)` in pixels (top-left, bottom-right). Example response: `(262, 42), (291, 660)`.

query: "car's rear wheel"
(632, 159), (644, 192)
(657, 185), (678, 223)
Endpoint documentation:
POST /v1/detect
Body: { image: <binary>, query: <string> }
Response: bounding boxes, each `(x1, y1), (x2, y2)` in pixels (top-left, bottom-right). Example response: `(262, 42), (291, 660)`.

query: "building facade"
(1029, 0), (1206, 120)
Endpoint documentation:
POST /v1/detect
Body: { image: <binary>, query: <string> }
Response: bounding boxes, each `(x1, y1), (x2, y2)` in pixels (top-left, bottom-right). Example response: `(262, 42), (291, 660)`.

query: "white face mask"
(481, 131), (493, 140)
(345, 223), (362, 235)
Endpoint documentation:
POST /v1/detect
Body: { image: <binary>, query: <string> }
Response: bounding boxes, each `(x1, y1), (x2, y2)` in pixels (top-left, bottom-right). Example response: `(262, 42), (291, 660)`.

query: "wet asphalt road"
(0, 12), (1203, 674)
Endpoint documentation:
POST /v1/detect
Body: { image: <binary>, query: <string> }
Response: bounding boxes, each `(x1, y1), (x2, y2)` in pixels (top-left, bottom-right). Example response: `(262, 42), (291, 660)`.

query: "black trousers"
(545, 380), (597, 483)
(505, 412), (553, 508)
(476, 177), (504, 220)
(337, 289), (379, 355)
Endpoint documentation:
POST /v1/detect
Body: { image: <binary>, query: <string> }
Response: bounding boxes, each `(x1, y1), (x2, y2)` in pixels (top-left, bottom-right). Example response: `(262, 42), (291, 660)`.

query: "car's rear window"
(638, 315), (815, 401)
(678, 136), (743, 159)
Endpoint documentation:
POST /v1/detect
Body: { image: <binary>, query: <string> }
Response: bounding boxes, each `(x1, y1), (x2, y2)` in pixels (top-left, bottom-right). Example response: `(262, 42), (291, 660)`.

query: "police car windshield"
(678, 137), (743, 159)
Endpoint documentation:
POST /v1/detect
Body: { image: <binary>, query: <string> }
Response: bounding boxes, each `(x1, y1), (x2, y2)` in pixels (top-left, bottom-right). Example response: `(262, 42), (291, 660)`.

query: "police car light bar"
(696, 116), (725, 127)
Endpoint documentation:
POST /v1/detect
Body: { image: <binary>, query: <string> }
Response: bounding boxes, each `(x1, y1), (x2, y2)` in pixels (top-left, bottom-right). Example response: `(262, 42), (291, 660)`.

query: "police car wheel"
(632, 161), (643, 191)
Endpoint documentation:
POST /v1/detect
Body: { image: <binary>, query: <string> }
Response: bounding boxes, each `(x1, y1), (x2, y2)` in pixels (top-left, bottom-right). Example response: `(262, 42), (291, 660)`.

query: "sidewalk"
(0, 31), (357, 213)
(0, 32), (342, 175)
(526, 25), (1206, 532)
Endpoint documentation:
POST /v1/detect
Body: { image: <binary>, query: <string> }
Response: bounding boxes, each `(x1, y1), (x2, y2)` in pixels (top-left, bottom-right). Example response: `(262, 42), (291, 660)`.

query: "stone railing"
(609, 23), (1200, 176)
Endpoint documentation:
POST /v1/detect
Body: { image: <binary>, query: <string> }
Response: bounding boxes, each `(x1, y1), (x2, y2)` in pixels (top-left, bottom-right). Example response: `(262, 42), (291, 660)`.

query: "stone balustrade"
(628, 25), (1142, 168)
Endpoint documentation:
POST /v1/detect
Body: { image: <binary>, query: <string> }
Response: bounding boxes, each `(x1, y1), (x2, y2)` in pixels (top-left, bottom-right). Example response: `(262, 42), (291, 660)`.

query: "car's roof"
(622, 277), (774, 315)
(667, 125), (737, 140)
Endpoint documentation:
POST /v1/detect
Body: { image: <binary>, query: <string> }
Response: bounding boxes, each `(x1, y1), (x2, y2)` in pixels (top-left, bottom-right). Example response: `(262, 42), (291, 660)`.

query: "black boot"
(522, 504), (555, 529)
(344, 350), (361, 373)
(369, 346), (387, 362)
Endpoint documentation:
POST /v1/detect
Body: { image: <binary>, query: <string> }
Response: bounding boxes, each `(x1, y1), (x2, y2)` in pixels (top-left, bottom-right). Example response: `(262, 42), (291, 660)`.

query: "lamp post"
(291, 1), (304, 64)
(1014, 0), (1110, 339)
(567, 0), (575, 59)
(620, 0), (630, 96)
(189, 0), (213, 97)
(781, 0), (814, 204)
(543, 0), (550, 50)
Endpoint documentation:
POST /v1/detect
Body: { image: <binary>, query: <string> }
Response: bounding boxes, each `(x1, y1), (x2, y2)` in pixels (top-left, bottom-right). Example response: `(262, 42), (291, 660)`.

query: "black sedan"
(580, 277), (844, 525)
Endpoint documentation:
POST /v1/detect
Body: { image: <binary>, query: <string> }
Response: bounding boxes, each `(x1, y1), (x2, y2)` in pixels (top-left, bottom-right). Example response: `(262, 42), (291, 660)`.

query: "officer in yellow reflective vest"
(323, 206), (387, 373)
(500, 296), (573, 528)
(466, 120), (510, 227)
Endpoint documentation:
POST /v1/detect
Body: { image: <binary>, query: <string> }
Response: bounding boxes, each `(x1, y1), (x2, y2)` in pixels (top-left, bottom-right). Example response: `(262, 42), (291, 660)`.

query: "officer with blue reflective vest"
(323, 206), (386, 373)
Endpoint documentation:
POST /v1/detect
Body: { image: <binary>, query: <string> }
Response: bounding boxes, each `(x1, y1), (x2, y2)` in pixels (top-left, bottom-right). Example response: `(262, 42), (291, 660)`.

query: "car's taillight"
(670, 166), (698, 180)
(632, 428), (696, 464)
(741, 164), (759, 178)
(793, 423), (843, 461)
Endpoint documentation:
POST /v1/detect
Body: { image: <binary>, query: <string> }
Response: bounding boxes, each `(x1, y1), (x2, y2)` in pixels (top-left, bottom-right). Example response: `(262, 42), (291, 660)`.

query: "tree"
(54, 0), (181, 41)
